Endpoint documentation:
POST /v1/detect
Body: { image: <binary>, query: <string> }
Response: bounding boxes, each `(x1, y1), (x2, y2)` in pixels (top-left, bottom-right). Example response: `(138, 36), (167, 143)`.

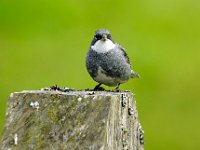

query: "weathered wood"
(0, 90), (144, 150)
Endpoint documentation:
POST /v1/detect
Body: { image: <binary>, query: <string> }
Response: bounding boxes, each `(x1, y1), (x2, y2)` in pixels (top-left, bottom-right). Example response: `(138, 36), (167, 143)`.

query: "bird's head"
(90, 29), (116, 53)
(94, 29), (112, 42)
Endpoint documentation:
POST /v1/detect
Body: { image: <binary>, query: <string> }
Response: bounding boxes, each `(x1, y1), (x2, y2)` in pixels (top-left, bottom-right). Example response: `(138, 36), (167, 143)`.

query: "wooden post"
(0, 90), (144, 150)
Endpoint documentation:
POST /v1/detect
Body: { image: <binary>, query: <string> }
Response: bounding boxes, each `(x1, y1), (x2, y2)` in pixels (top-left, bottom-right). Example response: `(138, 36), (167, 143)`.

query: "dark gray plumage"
(86, 29), (139, 90)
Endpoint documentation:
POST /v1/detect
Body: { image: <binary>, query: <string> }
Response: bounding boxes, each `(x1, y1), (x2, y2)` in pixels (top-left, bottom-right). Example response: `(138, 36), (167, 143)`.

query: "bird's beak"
(102, 34), (107, 41)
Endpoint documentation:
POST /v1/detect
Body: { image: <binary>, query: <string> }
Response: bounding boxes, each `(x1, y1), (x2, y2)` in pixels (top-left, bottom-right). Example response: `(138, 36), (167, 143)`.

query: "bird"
(86, 29), (139, 91)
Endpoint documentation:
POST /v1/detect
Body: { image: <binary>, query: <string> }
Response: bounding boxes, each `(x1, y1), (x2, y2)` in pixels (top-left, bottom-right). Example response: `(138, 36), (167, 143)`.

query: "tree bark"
(0, 90), (144, 150)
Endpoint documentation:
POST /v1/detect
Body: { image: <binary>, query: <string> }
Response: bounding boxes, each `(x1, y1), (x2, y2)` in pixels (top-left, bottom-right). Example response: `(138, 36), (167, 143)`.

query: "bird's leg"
(94, 83), (103, 91)
(115, 83), (121, 92)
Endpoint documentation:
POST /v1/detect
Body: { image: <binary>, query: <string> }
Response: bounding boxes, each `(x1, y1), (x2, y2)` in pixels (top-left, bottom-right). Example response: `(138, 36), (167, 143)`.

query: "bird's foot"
(115, 83), (121, 92)
(93, 83), (105, 91)
(94, 87), (105, 91)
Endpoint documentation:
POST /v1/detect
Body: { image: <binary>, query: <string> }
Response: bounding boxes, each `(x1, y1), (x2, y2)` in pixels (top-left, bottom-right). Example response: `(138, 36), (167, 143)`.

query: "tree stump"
(0, 90), (144, 150)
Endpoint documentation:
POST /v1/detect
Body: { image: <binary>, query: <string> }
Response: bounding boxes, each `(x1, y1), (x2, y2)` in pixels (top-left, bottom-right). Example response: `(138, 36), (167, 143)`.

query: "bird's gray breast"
(86, 47), (131, 86)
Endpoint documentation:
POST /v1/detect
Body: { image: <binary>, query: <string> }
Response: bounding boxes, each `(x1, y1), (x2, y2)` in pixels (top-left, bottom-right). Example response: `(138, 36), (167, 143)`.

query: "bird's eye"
(107, 34), (111, 39)
(95, 34), (102, 39)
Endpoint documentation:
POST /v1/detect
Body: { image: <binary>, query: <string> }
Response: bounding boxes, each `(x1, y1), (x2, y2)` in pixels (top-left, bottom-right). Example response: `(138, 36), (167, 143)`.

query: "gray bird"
(86, 29), (139, 91)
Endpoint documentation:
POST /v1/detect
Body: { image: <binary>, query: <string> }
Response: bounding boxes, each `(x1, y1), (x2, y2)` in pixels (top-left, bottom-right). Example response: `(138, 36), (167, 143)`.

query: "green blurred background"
(0, 0), (200, 149)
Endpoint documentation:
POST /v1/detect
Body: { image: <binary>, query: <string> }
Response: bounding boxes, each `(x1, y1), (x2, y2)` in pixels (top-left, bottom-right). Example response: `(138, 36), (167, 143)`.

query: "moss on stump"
(0, 90), (144, 150)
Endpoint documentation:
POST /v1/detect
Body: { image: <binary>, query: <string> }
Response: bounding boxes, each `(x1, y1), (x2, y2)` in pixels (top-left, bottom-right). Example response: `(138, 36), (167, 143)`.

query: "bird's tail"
(131, 70), (140, 78)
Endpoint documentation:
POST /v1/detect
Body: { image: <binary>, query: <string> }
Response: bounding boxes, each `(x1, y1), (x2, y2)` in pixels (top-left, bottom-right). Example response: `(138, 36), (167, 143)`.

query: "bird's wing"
(117, 44), (131, 65)
(117, 44), (140, 78)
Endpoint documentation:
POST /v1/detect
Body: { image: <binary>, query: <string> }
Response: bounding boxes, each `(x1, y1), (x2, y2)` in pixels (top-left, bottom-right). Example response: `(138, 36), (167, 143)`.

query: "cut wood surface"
(0, 90), (144, 150)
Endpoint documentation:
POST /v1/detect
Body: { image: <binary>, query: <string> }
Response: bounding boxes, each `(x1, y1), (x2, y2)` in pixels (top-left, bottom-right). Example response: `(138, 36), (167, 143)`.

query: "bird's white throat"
(91, 39), (115, 53)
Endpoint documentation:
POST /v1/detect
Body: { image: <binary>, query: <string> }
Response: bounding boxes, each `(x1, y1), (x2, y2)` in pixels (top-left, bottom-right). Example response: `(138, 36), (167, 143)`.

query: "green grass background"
(0, 0), (200, 149)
